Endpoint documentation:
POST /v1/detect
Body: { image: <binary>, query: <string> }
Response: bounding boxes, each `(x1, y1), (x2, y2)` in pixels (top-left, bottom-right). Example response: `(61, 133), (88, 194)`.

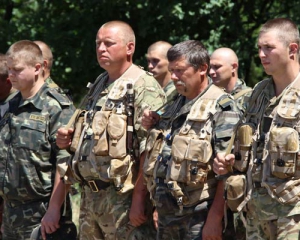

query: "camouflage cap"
(30, 221), (77, 240)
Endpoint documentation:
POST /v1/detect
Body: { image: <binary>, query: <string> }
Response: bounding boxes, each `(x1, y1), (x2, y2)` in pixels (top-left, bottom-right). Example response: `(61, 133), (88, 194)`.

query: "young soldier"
(210, 47), (252, 113)
(214, 18), (300, 239)
(2, 40), (76, 239)
(56, 21), (166, 239)
(142, 40), (240, 239)
(146, 41), (177, 102)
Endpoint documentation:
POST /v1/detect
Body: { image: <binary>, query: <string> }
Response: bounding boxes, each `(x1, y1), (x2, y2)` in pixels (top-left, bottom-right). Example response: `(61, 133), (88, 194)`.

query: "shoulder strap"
(233, 88), (252, 100)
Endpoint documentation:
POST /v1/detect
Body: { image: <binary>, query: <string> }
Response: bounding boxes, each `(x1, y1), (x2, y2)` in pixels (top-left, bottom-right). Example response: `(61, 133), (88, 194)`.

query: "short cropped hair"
(167, 40), (210, 71)
(101, 21), (136, 45)
(259, 18), (300, 48)
(6, 40), (44, 67)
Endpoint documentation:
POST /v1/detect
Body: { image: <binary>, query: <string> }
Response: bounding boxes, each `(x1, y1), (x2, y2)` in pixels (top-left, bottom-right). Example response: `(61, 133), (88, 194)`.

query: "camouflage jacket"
(0, 83), (75, 204)
(163, 80), (178, 103)
(230, 78), (252, 113)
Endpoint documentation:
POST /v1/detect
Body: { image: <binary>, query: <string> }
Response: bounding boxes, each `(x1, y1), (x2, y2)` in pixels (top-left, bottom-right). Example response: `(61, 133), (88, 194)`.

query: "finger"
(41, 225), (46, 240)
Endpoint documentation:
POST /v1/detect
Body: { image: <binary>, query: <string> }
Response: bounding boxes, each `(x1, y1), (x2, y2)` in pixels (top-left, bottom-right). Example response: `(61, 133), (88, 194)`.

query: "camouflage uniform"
(227, 78), (252, 240)
(0, 84), (75, 240)
(144, 83), (240, 239)
(163, 80), (177, 103)
(0, 88), (18, 119)
(230, 78), (252, 113)
(66, 64), (166, 240)
(232, 74), (300, 240)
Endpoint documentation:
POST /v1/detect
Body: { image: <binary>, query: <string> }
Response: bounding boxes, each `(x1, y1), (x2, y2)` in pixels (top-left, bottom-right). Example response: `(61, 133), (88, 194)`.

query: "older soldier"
(56, 21), (166, 239)
(142, 40), (240, 239)
(2, 40), (76, 239)
(210, 47), (252, 113)
(146, 41), (177, 102)
(214, 18), (300, 240)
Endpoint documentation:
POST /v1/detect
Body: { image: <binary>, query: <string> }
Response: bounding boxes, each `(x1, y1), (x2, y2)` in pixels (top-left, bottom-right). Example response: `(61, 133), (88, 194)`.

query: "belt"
(86, 179), (111, 192)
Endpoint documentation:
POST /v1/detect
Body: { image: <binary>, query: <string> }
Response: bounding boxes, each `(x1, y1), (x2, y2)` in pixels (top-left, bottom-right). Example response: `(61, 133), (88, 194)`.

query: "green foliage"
(1, 0), (300, 103)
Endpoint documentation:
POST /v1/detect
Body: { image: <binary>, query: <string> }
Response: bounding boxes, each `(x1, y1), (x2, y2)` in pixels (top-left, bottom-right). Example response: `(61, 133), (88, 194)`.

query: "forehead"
(146, 49), (166, 59)
(96, 26), (122, 41)
(6, 57), (27, 67)
(168, 57), (188, 68)
(258, 29), (280, 45)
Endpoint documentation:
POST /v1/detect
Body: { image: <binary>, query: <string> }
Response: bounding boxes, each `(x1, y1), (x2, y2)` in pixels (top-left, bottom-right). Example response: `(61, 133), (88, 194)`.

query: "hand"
(213, 153), (235, 175)
(129, 192), (147, 227)
(41, 208), (60, 239)
(56, 127), (74, 149)
(142, 109), (160, 130)
(153, 208), (158, 230)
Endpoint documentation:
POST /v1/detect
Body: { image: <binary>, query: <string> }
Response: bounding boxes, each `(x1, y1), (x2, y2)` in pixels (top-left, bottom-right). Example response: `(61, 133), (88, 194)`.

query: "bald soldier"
(147, 41), (177, 102)
(209, 47), (252, 112)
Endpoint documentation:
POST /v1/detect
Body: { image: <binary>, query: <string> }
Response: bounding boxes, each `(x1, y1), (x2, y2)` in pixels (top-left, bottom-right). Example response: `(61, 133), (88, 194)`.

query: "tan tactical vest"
(235, 73), (300, 211)
(69, 64), (145, 194)
(144, 84), (228, 210)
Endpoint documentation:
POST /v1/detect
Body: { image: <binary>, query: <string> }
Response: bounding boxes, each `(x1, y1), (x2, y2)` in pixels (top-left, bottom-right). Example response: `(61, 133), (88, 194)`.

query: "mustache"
(175, 80), (186, 86)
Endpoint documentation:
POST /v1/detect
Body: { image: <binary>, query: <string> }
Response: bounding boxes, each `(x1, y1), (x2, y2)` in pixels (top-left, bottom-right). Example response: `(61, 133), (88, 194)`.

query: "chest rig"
(235, 73), (300, 212)
(69, 65), (145, 194)
(144, 85), (226, 212)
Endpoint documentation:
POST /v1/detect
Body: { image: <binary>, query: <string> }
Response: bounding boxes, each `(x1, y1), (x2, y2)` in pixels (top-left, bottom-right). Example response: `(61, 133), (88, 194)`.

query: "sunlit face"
(209, 57), (233, 89)
(257, 30), (290, 76)
(7, 58), (38, 93)
(146, 49), (169, 81)
(95, 26), (129, 71)
(168, 58), (203, 99)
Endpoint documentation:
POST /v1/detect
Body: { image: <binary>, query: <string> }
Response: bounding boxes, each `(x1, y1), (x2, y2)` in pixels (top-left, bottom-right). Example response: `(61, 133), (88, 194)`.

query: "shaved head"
(101, 21), (135, 45)
(209, 47), (239, 92)
(210, 47), (238, 65)
(147, 41), (172, 58)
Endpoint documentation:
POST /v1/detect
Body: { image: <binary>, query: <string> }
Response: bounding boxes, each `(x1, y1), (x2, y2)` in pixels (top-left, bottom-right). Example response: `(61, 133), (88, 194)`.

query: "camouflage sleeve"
(213, 95), (240, 153)
(46, 91), (75, 176)
(133, 73), (166, 154)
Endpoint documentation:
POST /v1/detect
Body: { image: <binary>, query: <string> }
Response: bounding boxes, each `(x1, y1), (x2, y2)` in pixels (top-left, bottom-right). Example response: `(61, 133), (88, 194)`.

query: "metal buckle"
(88, 180), (99, 192)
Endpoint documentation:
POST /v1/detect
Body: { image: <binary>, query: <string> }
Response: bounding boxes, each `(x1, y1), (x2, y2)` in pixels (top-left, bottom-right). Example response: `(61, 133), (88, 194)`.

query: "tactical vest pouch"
(143, 129), (164, 177)
(107, 113), (127, 158)
(70, 112), (85, 152)
(270, 126), (299, 179)
(234, 123), (254, 172)
(224, 174), (246, 212)
(92, 111), (110, 156)
(109, 155), (135, 193)
(169, 135), (211, 184)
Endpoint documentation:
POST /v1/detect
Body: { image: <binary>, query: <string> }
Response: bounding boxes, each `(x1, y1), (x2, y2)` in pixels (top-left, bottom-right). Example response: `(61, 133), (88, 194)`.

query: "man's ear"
(34, 63), (42, 75)
(126, 42), (135, 55)
(289, 43), (298, 55)
(199, 64), (208, 75)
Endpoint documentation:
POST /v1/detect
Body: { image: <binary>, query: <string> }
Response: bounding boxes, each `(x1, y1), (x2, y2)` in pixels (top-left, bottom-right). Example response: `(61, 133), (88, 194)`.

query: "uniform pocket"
(107, 113), (127, 158)
(234, 123), (254, 172)
(92, 111), (110, 156)
(270, 126), (299, 179)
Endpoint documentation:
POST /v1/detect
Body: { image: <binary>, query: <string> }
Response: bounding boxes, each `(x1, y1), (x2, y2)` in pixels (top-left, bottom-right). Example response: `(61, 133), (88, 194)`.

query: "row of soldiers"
(0, 16), (299, 240)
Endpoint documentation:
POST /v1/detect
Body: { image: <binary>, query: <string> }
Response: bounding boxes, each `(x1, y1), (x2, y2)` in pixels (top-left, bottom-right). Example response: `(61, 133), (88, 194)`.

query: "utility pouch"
(169, 135), (211, 184)
(92, 111), (110, 156)
(224, 174), (246, 212)
(234, 123), (254, 172)
(108, 155), (135, 193)
(70, 111), (85, 152)
(107, 113), (127, 158)
(270, 126), (299, 179)
(143, 129), (164, 176)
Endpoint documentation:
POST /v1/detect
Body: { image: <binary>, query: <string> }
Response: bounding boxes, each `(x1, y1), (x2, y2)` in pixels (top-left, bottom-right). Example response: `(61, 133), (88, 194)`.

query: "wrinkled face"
(95, 26), (128, 71)
(168, 57), (202, 99)
(146, 49), (169, 81)
(258, 30), (290, 76)
(209, 57), (233, 89)
(7, 58), (38, 93)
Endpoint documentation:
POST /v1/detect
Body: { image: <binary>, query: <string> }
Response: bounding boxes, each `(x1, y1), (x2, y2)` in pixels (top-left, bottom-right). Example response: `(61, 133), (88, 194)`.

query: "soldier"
(210, 47), (252, 240)
(2, 40), (76, 239)
(142, 40), (240, 239)
(56, 21), (166, 239)
(213, 18), (300, 239)
(210, 47), (252, 113)
(146, 41), (177, 102)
